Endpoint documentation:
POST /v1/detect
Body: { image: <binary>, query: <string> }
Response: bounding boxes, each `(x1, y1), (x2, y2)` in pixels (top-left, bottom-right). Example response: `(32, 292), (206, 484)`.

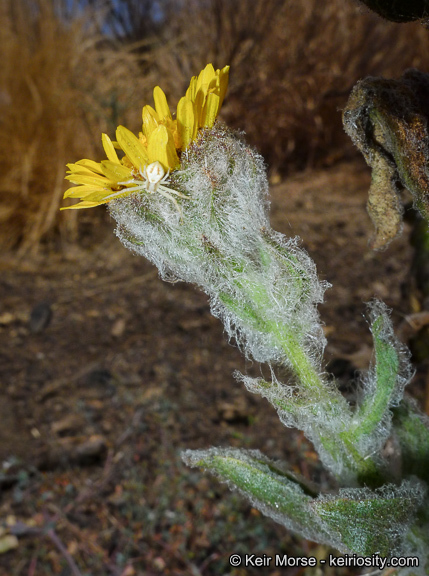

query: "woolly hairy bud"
(110, 125), (328, 368)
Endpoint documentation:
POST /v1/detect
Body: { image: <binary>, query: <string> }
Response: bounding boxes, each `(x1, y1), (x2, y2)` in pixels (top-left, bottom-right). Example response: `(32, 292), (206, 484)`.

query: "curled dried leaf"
(343, 69), (429, 250)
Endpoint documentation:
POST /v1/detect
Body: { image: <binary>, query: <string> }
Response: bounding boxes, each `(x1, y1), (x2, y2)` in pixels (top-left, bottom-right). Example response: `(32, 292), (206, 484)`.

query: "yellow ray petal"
(75, 159), (105, 174)
(147, 124), (167, 165)
(177, 96), (195, 149)
(66, 160), (104, 176)
(196, 63), (216, 96)
(194, 89), (206, 128)
(63, 185), (106, 198)
(65, 173), (112, 187)
(162, 117), (181, 148)
(102, 133), (119, 163)
(116, 125), (149, 170)
(142, 105), (159, 122)
(61, 200), (105, 210)
(202, 93), (220, 128)
(207, 75), (219, 94)
(153, 86), (172, 120)
(186, 76), (198, 102)
(138, 132), (148, 148)
(218, 65), (230, 109)
(66, 165), (96, 177)
(101, 161), (132, 182)
(142, 105), (159, 140)
(147, 125), (180, 170)
(79, 189), (131, 203)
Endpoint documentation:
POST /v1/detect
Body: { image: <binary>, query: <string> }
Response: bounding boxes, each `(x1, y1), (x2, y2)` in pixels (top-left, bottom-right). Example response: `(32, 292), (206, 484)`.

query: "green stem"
(219, 289), (386, 484)
(267, 319), (325, 392)
(205, 231), (388, 484)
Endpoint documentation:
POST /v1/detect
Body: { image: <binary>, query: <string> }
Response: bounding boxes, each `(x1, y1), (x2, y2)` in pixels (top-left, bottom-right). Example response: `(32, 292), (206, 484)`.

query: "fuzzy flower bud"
(109, 125), (328, 372)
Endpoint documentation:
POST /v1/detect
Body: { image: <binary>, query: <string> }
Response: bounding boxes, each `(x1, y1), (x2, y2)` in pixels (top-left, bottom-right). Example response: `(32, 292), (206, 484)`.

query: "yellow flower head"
(62, 64), (229, 210)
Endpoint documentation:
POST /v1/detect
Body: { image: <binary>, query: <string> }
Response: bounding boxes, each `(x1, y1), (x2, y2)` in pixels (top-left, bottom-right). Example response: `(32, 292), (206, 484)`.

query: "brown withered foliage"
(0, 0), (152, 254)
(343, 70), (429, 250)
(151, 0), (429, 172)
(2, 0), (429, 252)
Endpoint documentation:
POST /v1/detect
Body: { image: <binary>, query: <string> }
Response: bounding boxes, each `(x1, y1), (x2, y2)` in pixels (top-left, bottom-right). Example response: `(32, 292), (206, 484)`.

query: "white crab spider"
(142, 161), (171, 193)
(104, 160), (189, 215)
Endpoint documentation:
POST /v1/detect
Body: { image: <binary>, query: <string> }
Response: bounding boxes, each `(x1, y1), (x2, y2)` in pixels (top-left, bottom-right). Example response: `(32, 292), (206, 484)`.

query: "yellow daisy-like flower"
(62, 63), (230, 210)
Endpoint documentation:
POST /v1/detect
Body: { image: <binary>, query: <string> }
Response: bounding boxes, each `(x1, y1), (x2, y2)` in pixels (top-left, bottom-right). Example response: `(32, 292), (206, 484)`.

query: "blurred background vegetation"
(1, 0), (429, 254)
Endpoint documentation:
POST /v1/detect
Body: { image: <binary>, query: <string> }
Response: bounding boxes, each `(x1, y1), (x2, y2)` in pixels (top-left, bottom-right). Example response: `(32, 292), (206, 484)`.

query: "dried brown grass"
(0, 0), (152, 254)
(152, 0), (429, 174)
(2, 0), (429, 252)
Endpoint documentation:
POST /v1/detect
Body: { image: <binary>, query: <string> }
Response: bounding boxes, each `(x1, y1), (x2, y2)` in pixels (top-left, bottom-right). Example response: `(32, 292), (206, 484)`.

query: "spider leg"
(159, 169), (171, 185)
(158, 184), (190, 199)
(103, 183), (146, 200)
(117, 178), (138, 186)
(157, 188), (183, 217)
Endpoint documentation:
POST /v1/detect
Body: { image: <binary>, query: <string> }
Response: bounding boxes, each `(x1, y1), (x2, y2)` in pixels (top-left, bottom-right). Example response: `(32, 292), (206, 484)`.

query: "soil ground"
(0, 160), (424, 576)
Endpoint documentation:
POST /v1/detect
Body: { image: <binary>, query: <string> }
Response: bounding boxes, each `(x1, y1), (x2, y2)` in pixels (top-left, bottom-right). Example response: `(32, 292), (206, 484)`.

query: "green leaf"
(393, 398), (429, 484)
(341, 301), (412, 479)
(354, 301), (410, 439)
(311, 480), (425, 557)
(182, 448), (333, 545)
